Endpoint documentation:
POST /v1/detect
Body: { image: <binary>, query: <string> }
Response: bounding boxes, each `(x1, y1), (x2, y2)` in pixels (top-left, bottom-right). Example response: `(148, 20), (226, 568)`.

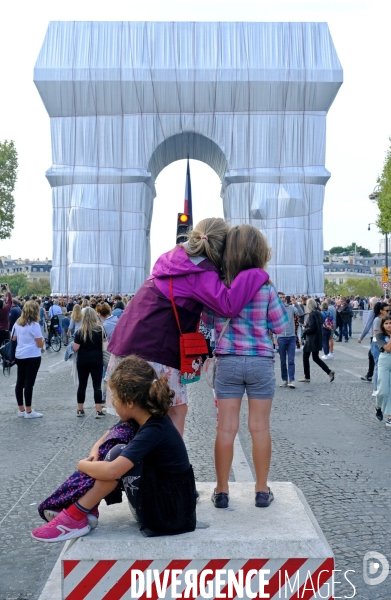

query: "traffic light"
(176, 213), (190, 244)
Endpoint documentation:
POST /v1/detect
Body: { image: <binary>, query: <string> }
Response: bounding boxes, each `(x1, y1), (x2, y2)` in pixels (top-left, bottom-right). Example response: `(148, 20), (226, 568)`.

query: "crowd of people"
(1, 221), (389, 544)
(0, 288), (131, 419)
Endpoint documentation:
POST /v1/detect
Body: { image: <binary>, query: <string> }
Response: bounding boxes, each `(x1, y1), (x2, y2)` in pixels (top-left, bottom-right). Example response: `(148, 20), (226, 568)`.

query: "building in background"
(324, 252), (388, 286)
(323, 261), (373, 285)
(0, 256), (52, 283)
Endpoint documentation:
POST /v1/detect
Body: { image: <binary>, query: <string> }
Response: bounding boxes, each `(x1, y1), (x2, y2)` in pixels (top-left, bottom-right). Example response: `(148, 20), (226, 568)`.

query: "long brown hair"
(222, 224), (271, 287)
(183, 217), (230, 270)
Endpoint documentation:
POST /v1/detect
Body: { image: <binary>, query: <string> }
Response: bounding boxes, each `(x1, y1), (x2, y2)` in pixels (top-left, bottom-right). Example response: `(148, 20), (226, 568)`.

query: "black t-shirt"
(120, 415), (190, 474)
(74, 328), (103, 365)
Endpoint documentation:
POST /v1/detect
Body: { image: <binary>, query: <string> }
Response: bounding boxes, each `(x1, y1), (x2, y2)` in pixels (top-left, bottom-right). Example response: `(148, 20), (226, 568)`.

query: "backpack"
(323, 312), (334, 330)
(0, 338), (17, 368)
(50, 314), (60, 332)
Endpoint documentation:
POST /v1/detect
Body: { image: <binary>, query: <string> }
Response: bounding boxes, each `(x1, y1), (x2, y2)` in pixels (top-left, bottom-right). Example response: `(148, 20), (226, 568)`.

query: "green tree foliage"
(0, 140), (18, 239)
(324, 278), (382, 298)
(376, 137), (391, 234)
(328, 246), (346, 255)
(0, 273), (51, 296)
(328, 243), (371, 257)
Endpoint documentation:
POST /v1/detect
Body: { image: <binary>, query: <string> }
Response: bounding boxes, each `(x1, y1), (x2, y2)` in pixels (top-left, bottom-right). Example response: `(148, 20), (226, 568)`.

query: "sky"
(0, 0), (390, 268)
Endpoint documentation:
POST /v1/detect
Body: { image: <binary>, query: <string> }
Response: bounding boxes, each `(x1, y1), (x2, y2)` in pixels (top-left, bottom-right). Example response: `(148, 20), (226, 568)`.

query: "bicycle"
(45, 320), (62, 352)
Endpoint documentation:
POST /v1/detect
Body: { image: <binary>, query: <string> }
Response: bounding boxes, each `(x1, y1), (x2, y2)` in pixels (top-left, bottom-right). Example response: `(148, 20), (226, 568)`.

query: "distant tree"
(0, 273), (29, 295)
(0, 140), (18, 239)
(24, 278), (51, 296)
(0, 273), (51, 296)
(324, 279), (339, 296)
(324, 278), (382, 298)
(328, 246), (346, 255)
(376, 137), (391, 235)
(345, 243), (372, 257)
(328, 243), (372, 257)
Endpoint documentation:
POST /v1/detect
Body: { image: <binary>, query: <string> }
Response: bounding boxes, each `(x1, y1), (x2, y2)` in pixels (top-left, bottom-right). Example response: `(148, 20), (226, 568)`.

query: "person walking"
(358, 296), (378, 382)
(73, 307), (105, 419)
(0, 284), (12, 348)
(96, 302), (119, 403)
(336, 298), (350, 343)
(202, 225), (288, 509)
(326, 298), (336, 358)
(8, 298), (22, 333)
(62, 312), (71, 346)
(320, 301), (334, 360)
(299, 298), (335, 383)
(11, 300), (44, 418)
(369, 302), (389, 398)
(375, 316), (391, 425)
(277, 294), (303, 388)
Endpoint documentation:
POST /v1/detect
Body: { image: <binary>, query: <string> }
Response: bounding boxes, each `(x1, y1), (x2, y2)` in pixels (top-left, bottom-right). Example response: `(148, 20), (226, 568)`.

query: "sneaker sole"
(31, 524), (91, 543)
(44, 510), (98, 529)
(76, 413), (85, 417)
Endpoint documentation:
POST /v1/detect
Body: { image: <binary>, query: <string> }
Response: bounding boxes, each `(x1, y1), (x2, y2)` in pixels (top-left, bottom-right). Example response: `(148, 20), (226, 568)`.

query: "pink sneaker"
(31, 509), (90, 542)
(44, 506), (99, 529)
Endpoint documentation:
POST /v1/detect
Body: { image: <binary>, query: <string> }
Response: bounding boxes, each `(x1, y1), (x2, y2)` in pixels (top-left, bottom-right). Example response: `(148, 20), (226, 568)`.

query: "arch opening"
(148, 132), (228, 187)
(150, 158), (224, 266)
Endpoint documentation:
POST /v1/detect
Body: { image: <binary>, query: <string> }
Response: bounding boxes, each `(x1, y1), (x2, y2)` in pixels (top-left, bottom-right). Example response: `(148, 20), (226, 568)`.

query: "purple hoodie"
(108, 246), (269, 369)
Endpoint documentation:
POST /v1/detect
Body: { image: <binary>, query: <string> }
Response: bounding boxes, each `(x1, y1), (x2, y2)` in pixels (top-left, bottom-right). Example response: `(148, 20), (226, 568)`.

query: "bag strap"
(169, 277), (183, 335)
(215, 318), (231, 353)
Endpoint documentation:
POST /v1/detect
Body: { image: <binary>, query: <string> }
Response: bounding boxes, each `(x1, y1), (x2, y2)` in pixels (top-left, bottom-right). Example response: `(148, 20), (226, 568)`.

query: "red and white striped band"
(63, 557), (334, 600)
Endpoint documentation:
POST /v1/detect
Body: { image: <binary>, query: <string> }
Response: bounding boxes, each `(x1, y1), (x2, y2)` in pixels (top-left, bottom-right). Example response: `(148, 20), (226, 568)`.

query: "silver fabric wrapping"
(34, 21), (342, 294)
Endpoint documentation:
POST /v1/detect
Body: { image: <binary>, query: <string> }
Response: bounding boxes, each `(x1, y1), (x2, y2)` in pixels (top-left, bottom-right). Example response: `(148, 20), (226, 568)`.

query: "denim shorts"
(214, 355), (276, 399)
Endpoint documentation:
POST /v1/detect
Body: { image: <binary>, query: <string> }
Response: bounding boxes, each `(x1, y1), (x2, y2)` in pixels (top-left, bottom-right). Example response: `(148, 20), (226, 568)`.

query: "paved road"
(0, 319), (390, 599)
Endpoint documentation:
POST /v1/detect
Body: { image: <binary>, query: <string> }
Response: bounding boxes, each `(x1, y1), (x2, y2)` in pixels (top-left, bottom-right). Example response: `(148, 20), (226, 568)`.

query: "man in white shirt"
(48, 300), (62, 319)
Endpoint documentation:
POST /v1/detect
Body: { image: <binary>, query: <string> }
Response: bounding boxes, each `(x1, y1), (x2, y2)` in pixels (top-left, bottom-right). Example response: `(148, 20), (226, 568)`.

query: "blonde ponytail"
(184, 217), (230, 269)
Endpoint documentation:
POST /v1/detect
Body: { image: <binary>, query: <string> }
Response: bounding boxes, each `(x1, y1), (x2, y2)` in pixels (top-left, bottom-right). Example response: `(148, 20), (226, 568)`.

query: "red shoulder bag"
(169, 277), (208, 384)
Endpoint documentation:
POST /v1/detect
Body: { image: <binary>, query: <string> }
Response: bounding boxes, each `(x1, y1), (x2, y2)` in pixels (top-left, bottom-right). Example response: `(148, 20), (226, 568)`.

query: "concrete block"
(61, 482), (334, 599)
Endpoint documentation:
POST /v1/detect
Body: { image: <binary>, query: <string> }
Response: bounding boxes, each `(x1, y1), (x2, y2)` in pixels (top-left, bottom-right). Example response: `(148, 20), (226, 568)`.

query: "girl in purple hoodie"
(107, 218), (269, 436)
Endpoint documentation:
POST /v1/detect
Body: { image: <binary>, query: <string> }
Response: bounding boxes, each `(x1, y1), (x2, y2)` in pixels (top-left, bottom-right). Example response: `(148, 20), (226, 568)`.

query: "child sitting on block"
(31, 355), (196, 542)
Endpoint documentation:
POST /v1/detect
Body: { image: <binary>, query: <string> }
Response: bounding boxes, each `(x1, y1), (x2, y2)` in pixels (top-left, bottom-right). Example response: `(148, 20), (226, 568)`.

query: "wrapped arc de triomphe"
(34, 22), (342, 295)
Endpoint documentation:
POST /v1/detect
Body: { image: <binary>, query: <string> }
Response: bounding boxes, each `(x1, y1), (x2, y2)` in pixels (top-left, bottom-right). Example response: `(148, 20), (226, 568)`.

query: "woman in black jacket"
(299, 298), (335, 383)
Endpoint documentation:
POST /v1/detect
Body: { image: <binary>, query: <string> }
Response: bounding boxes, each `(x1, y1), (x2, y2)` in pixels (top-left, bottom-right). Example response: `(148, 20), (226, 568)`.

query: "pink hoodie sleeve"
(187, 268), (269, 318)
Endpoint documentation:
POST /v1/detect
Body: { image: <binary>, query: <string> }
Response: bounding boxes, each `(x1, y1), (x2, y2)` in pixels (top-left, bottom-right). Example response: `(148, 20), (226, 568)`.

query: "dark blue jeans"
(322, 328), (331, 355)
(278, 336), (296, 382)
(339, 322), (349, 341)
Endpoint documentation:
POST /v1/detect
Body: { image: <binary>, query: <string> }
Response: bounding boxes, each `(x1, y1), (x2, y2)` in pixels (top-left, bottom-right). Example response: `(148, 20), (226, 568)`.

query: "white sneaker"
(25, 410), (43, 419)
(372, 390), (379, 397)
(18, 410), (26, 418)
(328, 353), (334, 359)
(321, 355), (328, 360)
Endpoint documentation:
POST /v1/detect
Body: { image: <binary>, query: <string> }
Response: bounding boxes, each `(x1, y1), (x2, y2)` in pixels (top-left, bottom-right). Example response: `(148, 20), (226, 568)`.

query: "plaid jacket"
(202, 284), (288, 357)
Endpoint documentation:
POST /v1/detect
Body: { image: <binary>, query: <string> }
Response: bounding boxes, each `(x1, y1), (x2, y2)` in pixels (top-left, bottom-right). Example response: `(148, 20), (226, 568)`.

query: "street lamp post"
(369, 184), (389, 298)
